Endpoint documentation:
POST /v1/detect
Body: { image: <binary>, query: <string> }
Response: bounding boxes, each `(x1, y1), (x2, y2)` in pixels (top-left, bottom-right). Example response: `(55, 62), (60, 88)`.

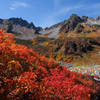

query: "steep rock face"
(37, 27), (43, 31)
(81, 16), (88, 22)
(0, 17), (43, 39)
(59, 14), (83, 33)
(0, 17), (43, 30)
(75, 23), (84, 33)
(64, 38), (99, 55)
(0, 14), (100, 40)
(8, 18), (38, 30)
(8, 18), (29, 26)
(86, 16), (100, 26)
(27, 22), (36, 29)
(0, 18), (3, 24)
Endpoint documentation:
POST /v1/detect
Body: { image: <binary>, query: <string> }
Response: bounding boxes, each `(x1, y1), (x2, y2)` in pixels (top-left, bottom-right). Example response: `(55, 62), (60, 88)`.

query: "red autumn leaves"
(0, 29), (100, 100)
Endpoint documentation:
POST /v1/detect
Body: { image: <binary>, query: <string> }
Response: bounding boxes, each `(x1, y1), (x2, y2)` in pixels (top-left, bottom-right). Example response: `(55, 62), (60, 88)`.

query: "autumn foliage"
(0, 29), (100, 100)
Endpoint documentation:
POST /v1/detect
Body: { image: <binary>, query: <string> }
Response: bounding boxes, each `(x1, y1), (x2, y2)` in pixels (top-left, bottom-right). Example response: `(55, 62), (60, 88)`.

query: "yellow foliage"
(56, 55), (63, 61)
(43, 42), (49, 46)
(32, 42), (39, 45)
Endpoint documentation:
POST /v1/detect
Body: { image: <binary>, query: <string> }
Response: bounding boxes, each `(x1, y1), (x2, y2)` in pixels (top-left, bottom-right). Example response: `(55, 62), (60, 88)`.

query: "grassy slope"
(14, 23), (100, 66)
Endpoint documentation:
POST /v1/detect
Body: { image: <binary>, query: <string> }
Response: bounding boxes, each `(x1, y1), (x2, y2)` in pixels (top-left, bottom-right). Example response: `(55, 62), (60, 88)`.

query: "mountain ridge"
(0, 14), (100, 66)
(0, 14), (100, 39)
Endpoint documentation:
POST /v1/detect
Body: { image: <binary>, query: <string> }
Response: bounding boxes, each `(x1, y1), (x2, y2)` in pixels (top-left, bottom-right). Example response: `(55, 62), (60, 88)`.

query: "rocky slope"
(0, 17), (42, 39)
(0, 14), (100, 39)
(29, 14), (100, 65)
(39, 14), (100, 39)
(1, 14), (99, 65)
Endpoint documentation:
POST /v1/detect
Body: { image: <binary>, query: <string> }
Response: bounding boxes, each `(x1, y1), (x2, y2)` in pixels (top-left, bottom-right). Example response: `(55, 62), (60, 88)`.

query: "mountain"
(0, 15), (100, 100)
(39, 14), (100, 39)
(0, 28), (100, 100)
(59, 14), (84, 33)
(26, 14), (100, 66)
(0, 17), (42, 30)
(0, 14), (100, 39)
(0, 17), (42, 39)
(0, 14), (100, 66)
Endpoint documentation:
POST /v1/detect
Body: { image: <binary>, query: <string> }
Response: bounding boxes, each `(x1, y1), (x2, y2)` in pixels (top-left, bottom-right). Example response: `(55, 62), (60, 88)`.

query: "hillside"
(0, 14), (100, 40)
(0, 17), (42, 39)
(0, 14), (100, 65)
(0, 29), (100, 100)
(13, 14), (99, 66)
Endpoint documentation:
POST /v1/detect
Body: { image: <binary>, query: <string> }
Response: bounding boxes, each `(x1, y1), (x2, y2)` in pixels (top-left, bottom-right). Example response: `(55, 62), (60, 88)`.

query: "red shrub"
(0, 29), (99, 100)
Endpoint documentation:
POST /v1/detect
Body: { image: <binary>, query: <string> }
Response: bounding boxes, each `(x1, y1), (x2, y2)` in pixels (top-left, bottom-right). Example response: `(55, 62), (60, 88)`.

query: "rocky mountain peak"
(8, 17), (37, 29)
(69, 14), (80, 20)
(27, 22), (36, 29)
(81, 16), (88, 22)
(0, 14), (100, 39)
(59, 14), (83, 33)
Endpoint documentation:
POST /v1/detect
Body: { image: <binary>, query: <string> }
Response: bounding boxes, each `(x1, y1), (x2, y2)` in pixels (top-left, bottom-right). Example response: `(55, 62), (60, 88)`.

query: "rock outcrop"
(0, 14), (100, 39)
(59, 14), (83, 33)
(75, 23), (84, 33)
(64, 38), (99, 55)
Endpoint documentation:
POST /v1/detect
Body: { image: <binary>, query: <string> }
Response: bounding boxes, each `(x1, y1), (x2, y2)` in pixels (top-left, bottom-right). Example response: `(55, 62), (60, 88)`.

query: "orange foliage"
(0, 29), (100, 100)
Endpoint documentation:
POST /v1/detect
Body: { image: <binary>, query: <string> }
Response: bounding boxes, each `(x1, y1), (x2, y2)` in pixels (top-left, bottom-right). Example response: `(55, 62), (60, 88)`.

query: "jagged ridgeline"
(0, 14), (100, 99)
(29, 14), (100, 65)
(0, 14), (100, 39)
(0, 14), (100, 65)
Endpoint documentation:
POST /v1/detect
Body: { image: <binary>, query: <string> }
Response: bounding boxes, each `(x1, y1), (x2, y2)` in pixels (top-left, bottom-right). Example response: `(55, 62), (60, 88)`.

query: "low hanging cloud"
(10, 2), (30, 10)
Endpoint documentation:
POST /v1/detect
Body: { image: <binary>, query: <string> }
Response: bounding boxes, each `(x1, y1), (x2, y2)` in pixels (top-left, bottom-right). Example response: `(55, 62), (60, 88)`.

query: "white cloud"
(54, 0), (61, 7)
(10, 2), (30, 10)
(55, 5), (83, 16)
(10, 7), (16, 10)
(90, 3), (100, 9)
(43, 5), (83, 27)
(79, 3), (100, 11)
(12, 2), (29, 8)
(41, 5), (82, 27)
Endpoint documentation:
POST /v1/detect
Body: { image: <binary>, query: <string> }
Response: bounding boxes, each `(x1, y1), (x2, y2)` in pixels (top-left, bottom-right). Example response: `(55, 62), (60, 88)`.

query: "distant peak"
(70, 14), (78, 18)
(71, 14), (78, 17)
(81, 16), (89, 22)
(68, 14), (81, 21)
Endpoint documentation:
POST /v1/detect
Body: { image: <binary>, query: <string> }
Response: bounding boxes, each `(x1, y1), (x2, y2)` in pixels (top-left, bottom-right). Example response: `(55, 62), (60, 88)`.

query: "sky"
(0, 0), (100, 28)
